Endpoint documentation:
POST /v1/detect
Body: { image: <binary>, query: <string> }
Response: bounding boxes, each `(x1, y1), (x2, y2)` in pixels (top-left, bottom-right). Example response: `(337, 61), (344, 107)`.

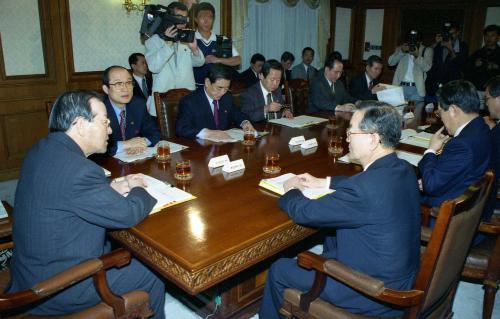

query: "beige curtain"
(255, 0), (320, 7)
(232, 0), (249, 60)
(317, 0), (330, 67)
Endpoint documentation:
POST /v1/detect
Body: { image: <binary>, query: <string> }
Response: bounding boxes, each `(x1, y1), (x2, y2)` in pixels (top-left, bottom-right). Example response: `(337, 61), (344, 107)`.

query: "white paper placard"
(301, 147), (318, 156)
(300, 138), (318, 149)
(222, 159), (245, 173)
(289, 144), (301, 153)
(223, 169), (245, 180)
(289, 136), (306, 146)
(208, 155), (230, 168)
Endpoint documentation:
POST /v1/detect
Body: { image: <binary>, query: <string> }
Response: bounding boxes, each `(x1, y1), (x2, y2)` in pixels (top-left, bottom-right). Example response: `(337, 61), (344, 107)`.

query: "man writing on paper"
(260, 105), (421, 318)
(240, 59), (293, 122)
(349, 55), (385, 101)
(418, 80), (491, 209)
(308, 55), (356, 112)
(176, 63), (255, 140)
(8, 91), (165, 317)
(102, 66), (161, 155)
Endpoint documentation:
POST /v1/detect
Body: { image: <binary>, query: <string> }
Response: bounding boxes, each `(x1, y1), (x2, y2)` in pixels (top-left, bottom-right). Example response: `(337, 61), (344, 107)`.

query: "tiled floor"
(1, 180), (499, 318)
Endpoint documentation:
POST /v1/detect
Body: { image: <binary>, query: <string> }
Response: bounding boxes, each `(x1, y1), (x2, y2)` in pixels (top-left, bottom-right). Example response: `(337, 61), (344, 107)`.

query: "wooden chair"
(230, 80), (246, 109)
(45, 101), (53, 119)
(287, 79), (309, 116)
(153, 89), (191, 139)
(280, 171), (494, 319)
(0, 202), (154, 319)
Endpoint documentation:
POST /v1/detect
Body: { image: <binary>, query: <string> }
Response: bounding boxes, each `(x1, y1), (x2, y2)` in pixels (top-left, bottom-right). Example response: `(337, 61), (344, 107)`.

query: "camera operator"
(388, 30), (433, 109)
(144, 1), (205, 116)
(426, 23), (469, 98)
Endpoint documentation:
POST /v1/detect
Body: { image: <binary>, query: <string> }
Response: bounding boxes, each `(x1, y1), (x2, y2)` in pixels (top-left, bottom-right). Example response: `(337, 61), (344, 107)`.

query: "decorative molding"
(111, 224), (316, 295)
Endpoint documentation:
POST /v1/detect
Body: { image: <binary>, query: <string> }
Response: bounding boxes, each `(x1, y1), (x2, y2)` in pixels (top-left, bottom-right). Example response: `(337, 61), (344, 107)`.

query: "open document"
(259, 173), (334, 199)
(376, 84), (405, 106)
(201, 129), (268, 143)
(141, 175), (195, 214)
(268, 115), (328, 128)
(114, 142), (188, 163)
(400, 129), (432, 148)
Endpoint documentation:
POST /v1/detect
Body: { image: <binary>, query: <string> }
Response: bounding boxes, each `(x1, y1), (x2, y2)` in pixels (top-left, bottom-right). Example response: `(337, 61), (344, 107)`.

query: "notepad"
(0, 202), (7, 219)
(114, 142), (188, 163)
(339, 151), (423, 167)
(141, 175), (196, 214)
(400, 129), (432, 148)
(268, 115), (328, 128)
(259, 173), (334, 199)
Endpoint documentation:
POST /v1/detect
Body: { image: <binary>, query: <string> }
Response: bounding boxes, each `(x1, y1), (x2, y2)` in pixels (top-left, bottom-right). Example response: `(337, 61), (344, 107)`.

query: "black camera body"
(140, 4), (195, 43)
(408, 30), (419, 52)
(216, 35), (233, 58)
(442, 22), (452, 42)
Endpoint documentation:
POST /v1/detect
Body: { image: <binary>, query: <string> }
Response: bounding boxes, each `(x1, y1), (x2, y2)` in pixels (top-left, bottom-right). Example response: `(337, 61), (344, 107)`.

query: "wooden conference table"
(96, 113), (427, 317)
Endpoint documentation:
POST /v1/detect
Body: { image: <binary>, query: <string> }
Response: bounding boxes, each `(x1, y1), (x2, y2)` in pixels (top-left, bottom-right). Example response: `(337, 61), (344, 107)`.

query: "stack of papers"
(0, 202), (7, 219)
(400, 129), (432, 148)
(141, 175), (196, 214)
(338, 151), (423, 167)
(114, 142), (188, 163)
(259, 173), (334, 199)
(376, 84), (405, 106)
(268, 115), (328, 128)
(202, 129), (267, 143)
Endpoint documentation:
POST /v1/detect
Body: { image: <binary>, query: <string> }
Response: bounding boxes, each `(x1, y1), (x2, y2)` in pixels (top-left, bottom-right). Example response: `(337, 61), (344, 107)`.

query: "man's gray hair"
(48, 91), (102, 133)
(358, 106), (402, 148)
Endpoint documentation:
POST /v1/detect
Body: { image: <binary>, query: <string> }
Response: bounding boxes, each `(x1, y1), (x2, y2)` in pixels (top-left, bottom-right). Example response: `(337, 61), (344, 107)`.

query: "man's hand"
(126, 174), (147, 189)
(336, 103), (355, 112)
(296, 173), (328, 189)
(283, 176), (305, 192)
(242, 121), (256, 132)
(205, 129), (232, 141)
(123, 137), (147, 154)
(187, 36), (199, 54)
(428, 126), (450, 152)
(282, 108), (294, 119)
(410, 47), (419, 58)
(371, 84), (385, 93)
(110, 178), (130, 195)
(265, 101), (282, 112)
(205, 55), (219, 64)
(163, 25), (177, 43)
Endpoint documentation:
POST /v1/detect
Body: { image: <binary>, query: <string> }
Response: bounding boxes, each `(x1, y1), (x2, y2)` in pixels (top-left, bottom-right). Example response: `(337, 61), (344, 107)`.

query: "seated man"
(260, 105), (421, 318)
(240, 59), (293, 122)
(102, 66), (161, 155)
(281, 51), (295, 81)
(309, 55), (356, 112)
(238, 53), (265, 88)
(419, 80), (491, 208)
(349, 55), (385, 100)
(291, 47), (318, 80)
(129, 52), (153, 101)
(176, 63), (255, 140)
(8, 91), (165, 317)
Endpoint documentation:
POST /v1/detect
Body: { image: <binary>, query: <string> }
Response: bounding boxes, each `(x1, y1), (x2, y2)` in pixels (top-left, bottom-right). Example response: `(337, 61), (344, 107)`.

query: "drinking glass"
(174, 160), (192, 180)
(328, 136), (344, 157)
(242, 129), (256, 146)
(327, 115), (338, 129)
(156, 141), (170, 162)
(263, 153), (281, 174)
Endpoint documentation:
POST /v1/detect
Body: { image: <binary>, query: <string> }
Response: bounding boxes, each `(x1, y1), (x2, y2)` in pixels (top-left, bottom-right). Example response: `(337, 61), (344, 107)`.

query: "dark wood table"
(96, 113), (427, 318)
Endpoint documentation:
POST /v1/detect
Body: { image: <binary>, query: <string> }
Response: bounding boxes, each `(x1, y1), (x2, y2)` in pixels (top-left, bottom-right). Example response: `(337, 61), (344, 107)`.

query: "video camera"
(442, 22), (452, 42)
(408, 30), (419, 52)
(216, 35), (233, 58)
(140, 4), (195, 43)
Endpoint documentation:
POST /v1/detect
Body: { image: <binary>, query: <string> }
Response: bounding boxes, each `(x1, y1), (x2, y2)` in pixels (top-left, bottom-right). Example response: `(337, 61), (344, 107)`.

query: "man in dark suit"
(238, 53), (265, 88)
(102, 66), (161, 155)
(129, 53), (153, 101)
(8, 91), (165, 317)
(309, 55), (356, 112)
(485, 76), (500, 216)
(280, 51), (295, 81)
(419, 80), (491, 208)
(291, 47), (317, 80)
(240, 59), (293, 122)
(259, 105), (421, 318)
(349, 55), (385, 101)
(176, 63), (255, 140)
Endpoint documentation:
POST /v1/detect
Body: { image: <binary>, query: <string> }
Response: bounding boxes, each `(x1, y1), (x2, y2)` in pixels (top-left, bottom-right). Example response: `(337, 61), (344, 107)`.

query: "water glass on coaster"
(328, 136), (344, 157)
(156, 141), (170, 162)
(242, 128), (256, 146)
(174, 160), (193, 180)
(263, 153), (281, 174)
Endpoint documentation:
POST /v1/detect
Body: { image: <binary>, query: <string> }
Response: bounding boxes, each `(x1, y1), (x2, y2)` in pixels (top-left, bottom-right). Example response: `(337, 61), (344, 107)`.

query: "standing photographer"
(144, 1), (205, 116)
(388, 30), (433, 107)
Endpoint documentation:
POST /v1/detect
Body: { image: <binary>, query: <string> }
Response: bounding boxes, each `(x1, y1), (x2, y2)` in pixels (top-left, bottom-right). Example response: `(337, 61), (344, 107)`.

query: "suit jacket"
(349, 73), (380, 101)
(419, 116), (492, 207)
(240, 82), (284, 122)
(308, 74), (355, 112)
(238, 67), (259, 88)
(291, 63), (318, 80)
(8, 132), (156, 314)
(279, 153), (421, 316)
(175, 88), (250, 139)
(104, 96), (161, 155)
(132, 72), (153, 101)
(284, 69), (292, 81)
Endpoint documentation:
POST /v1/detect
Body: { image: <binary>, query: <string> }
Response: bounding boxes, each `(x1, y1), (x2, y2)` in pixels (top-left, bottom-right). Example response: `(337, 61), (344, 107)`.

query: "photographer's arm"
(388, 46), (405, 66)
(414, 46), (433, 72)
(144, 35), (175, 73)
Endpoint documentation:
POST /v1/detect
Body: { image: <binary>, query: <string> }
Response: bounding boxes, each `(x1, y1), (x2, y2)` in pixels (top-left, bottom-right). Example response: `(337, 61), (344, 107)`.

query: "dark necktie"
(119, 110), (126, 141)
(213, 100), (220, 129)
(368, 80), (374, 91)
(141, 77), (148, 97)
(331, 83), (335, 94)
(306, 67), (310, 80)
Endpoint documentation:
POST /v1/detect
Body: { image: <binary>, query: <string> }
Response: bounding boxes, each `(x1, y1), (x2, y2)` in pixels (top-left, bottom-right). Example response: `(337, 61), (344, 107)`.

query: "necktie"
(141, 77), (148, 97)
(119, 110), (126, 141)
(368, 80), (374, 91)
(213, 100), (220, 129)
(306, 67), (310, 80)
(331, 83), (335, 94)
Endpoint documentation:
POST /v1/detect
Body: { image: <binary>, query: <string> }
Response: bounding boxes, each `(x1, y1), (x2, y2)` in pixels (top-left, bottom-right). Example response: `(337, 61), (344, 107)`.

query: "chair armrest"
(478, 221), (500, 235)
(421, 226), (432, 243)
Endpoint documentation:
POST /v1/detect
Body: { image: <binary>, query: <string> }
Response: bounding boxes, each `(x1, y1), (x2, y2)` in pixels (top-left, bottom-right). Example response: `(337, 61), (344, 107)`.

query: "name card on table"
(289, 136), (306, 146)
(208, 155), (230, 168)
(222, 159), (245, 173)
(223, 169), (245, 180)
(301, 146), (318, 156)
(300, 138), (318, 149)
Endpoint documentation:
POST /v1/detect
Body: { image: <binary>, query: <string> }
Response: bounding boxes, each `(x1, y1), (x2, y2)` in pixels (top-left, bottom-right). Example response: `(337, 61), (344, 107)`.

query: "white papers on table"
(268, 115), (328, 128)
(141, 175), (195, 214)
(376, 84), (405, 106)
(259, 173), (334, 199)
(202, 129), (266, 143)
(400, 129), (432, 148)
(0, 202), (7, 219)
(114, 142), (188, 163)
(339, 151), (423, 167)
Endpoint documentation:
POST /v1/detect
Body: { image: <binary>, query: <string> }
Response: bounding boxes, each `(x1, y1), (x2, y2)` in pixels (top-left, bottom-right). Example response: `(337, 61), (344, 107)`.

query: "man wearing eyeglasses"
(102, 66), (161, 155)
(260, 105), (421, 318)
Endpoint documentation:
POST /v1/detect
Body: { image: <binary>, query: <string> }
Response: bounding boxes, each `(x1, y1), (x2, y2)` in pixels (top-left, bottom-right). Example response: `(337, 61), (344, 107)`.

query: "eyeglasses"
(108, 81), (134, 89)
(92, 117), (111, 127)
(346, 130), (372, 138)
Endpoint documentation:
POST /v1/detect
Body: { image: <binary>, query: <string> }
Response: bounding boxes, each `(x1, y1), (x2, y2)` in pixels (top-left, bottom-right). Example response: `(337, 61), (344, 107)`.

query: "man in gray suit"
(240, 59), (293, 122)
(291, 47), (318, 80)
(309, 55), (356, 112)
(8, 91), (165, 317)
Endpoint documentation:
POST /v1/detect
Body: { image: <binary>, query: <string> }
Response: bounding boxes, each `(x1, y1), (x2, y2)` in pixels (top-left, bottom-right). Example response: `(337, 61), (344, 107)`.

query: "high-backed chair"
(287, 79), (309, 115)
(153, 89), (191, 139)
(280, 171), (494, 319)
(0, 202), (154, 319)
(230, 81), (246, 109)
